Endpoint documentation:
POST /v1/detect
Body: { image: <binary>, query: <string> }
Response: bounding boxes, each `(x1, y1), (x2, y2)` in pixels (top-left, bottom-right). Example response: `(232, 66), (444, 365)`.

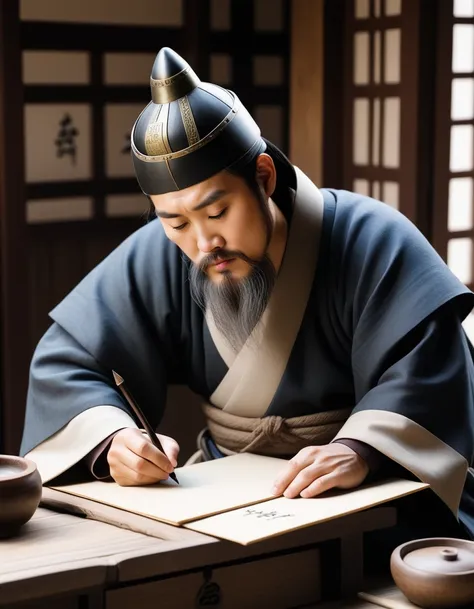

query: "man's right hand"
(107, 428), (180, 486)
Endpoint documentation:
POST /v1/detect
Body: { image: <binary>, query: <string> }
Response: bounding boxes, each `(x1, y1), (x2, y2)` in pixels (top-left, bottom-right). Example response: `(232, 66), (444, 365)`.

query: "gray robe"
(21, 169), (474, 539)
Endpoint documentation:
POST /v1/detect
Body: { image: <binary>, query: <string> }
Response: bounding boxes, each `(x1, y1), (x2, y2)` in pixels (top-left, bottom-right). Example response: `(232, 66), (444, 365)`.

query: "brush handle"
(116, 380), (179, 484)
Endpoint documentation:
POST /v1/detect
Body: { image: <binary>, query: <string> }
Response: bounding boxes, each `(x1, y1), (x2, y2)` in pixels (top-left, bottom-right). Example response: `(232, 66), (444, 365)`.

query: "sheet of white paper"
(50, 453), (288, 525)
(184, 478), (429, 544)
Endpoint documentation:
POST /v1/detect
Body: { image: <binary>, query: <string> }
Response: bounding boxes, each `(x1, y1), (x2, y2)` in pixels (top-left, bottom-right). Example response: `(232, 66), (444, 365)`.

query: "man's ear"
(255, 153), (276, 197)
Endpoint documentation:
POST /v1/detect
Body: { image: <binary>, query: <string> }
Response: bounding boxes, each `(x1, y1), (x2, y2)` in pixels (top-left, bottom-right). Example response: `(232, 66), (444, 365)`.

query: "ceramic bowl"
(0, 455), (42, 538)
(390, 537), (474, 608)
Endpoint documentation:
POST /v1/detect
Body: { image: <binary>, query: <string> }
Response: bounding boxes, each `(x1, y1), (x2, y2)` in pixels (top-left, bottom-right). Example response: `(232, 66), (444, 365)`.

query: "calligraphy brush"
(112, 370), (179, 484)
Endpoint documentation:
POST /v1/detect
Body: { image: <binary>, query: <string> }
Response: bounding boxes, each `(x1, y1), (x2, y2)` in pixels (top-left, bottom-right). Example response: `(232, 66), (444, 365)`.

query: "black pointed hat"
(131, 47), (266, 195)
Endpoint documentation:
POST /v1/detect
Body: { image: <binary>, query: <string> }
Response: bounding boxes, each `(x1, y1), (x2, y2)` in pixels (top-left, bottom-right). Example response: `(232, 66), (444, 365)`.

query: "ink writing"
(55, 113), (79, 164)
(243, 508), (295, 521)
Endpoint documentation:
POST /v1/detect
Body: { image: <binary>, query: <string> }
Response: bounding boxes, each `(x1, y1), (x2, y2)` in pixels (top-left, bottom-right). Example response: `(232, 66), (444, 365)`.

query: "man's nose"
(197, 230), (225, 253)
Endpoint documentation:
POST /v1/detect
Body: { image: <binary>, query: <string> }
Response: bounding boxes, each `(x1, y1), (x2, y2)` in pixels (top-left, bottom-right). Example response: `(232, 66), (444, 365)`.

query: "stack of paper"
(49, 453), (428, 545)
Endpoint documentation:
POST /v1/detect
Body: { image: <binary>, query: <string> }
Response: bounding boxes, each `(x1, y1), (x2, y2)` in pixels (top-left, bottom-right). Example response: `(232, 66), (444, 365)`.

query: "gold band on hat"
(179, 96), (200, 146)
(150, 66), (201, 105)
(131, 93), (240, 163)
(144, 104), (172, 156)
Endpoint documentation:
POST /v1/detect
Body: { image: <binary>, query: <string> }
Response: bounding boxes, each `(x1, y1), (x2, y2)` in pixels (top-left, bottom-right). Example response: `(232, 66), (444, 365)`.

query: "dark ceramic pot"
(0, 455), (42, 539)
(390, 537), (474, 608)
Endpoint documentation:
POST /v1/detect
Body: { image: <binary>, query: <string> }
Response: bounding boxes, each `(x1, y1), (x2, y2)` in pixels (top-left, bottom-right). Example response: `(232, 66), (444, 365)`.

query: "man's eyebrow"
(192, 189), (227, 211)
(154, 189), (227, 219)
(154, 210), (180, 219)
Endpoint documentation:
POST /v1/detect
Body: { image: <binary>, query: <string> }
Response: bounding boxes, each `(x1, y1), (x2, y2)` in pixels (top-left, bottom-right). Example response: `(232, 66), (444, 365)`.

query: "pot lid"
(402, 540), (474, 575)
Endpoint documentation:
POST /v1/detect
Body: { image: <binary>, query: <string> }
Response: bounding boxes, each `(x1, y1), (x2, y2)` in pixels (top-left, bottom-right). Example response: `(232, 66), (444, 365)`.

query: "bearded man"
(21, 48), (474, 564)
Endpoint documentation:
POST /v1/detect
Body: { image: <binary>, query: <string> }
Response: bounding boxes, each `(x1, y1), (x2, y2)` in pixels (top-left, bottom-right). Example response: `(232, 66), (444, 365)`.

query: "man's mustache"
(198, 249), (258, 272)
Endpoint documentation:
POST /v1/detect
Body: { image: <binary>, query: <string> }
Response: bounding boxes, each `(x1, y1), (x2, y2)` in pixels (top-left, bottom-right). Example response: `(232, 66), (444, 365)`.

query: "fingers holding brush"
(111, 370), (180, 485)
(107, 428), (179, 486)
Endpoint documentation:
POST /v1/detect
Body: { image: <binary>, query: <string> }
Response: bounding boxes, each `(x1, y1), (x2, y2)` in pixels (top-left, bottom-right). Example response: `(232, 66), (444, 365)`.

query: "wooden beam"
(289, 0), (324, 185)
(322, 0), (346, 189)
(182, 0), (210, 80)
(0, 0), (30, 454)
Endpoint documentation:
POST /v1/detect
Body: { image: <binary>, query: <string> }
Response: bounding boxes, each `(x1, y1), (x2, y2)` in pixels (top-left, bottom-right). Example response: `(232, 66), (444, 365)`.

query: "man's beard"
(189, 249), (276, 353)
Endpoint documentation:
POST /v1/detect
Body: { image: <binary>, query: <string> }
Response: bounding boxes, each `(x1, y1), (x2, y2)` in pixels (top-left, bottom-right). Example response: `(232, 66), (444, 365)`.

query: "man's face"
(150, 155), (280, 351)
(150, 169), (271, 284)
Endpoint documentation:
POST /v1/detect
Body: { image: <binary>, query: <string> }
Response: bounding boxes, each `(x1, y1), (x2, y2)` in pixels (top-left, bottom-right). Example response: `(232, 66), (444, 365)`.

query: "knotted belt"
(201, 402), (353, 457)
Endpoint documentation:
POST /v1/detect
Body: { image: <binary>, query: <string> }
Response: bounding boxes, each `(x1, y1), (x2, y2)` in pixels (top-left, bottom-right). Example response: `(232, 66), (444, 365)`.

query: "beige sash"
(207, 166), (324, 417)
(203, 403), (353, 457)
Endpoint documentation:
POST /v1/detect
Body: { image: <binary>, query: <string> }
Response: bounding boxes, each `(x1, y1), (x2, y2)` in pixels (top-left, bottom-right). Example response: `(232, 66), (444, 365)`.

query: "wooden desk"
(0, 506), (396, 609)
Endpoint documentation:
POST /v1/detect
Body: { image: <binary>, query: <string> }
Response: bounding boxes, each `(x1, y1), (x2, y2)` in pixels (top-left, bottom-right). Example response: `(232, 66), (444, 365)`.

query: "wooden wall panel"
(27, 220), (142, 352)
(20, 0), (183, 26)
(0, 1), (30, 454)
(290, 0), (324, 186)
(28, 237), (53, 354)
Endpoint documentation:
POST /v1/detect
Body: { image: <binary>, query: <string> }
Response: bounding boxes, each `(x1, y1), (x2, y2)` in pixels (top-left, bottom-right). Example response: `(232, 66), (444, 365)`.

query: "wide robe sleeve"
(20, 220), (195, 483)
(328, 191), (474, 525)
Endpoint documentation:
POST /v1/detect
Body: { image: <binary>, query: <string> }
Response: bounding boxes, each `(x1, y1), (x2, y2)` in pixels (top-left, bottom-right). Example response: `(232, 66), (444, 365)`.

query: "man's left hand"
(272, 443), (370, 498)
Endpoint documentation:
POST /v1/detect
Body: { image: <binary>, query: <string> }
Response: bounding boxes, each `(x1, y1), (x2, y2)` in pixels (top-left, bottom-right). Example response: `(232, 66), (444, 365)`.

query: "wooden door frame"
(0, 0), (30, 454)
(289, 0), (324, 186)
(320, 0), (438, 237)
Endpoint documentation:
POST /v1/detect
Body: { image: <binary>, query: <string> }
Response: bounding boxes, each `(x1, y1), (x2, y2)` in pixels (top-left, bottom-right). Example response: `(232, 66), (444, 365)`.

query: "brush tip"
(112, 370), (124, 386)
